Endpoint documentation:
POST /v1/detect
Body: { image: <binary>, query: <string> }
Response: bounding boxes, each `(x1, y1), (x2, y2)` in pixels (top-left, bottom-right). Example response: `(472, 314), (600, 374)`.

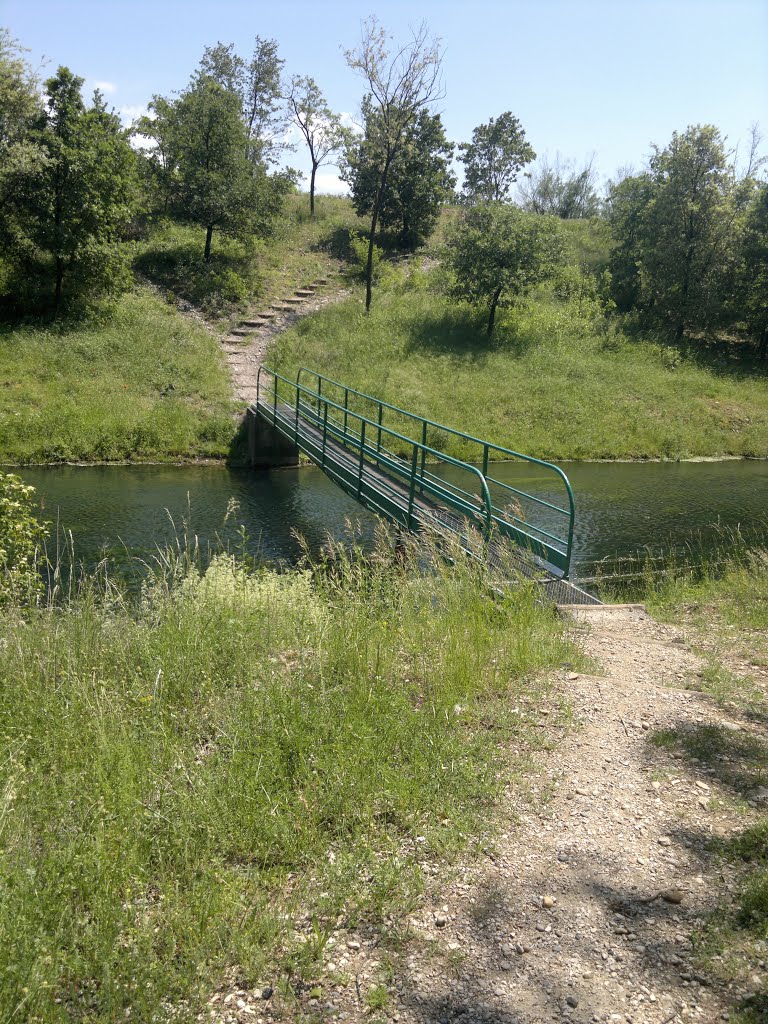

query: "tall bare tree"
(345, 17), (443, 311)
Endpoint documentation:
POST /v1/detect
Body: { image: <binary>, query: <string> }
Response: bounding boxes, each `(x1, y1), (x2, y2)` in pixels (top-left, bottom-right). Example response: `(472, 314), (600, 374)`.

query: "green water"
(17, 459), (768, 581)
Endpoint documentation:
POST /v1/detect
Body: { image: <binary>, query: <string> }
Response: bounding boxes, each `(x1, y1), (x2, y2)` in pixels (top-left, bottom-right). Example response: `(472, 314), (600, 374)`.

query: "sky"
(3, 0), (767, 194)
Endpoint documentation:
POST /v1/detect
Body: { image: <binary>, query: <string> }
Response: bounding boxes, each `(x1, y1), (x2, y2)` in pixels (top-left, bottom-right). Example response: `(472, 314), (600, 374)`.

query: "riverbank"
(0, 532), (581, 1022)
(0, 288), (235, 464)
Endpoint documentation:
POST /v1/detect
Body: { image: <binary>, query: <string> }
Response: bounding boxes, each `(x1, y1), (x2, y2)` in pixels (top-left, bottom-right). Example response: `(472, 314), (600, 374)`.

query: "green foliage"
(1, 65), (138, 317)
(0, 532), (575, 1020)
(138, 75), (290, 262)
(458, 111), (535, 203)
(342, 100), (455, 249)
(738, 183), (768, 358)
(445, 202), (564, 335)
(0, 472), (48, 606)
(518, 154), (602, 218)
(344, 16), (443, 310)
(607, 125), (760, 343)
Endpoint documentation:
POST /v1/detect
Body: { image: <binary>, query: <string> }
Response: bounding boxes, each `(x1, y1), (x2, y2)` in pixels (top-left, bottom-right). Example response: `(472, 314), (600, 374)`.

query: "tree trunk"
(487, 286), (503, 337)
(365, 156), (392, 313)
(204, 224), (214, 262)
(310, 163), (317, 218)
(54, 258), (64, 316)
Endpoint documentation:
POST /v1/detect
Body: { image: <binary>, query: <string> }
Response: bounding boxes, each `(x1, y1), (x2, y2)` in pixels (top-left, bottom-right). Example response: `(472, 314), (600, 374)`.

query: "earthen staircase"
(221, 275), (344, 407)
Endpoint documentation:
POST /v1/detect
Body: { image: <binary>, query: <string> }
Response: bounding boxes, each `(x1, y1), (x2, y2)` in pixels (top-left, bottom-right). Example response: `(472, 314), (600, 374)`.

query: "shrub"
(0, 473), (48, 606)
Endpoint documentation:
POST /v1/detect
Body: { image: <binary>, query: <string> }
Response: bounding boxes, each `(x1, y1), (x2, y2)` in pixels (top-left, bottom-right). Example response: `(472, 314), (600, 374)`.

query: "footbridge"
(249, 368), (599, 605)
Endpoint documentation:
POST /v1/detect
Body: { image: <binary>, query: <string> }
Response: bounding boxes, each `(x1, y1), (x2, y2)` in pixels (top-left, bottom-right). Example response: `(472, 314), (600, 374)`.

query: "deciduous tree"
(10, 67), (138, 314)
(446, 202), (564, 336)
(345, 17), (443, 311)
(341, 98), (454, 248)
(518, 154), (601, 218)
(288, 75), (349, 217)
(459, 112), (535, 204)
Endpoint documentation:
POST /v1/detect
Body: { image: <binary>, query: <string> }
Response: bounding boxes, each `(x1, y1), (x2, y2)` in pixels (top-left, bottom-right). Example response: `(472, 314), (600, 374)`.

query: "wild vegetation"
(0, 479), (579, 1021)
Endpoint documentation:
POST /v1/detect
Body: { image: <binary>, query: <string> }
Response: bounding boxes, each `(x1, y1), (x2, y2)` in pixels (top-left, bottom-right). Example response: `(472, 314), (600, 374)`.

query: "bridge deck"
(254, 369), (600, 606)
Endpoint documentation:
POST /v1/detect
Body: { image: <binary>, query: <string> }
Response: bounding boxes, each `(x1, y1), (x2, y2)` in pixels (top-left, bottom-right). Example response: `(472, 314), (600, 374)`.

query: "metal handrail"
(294, 366), (574, 570)
(257, 367), (495, 537)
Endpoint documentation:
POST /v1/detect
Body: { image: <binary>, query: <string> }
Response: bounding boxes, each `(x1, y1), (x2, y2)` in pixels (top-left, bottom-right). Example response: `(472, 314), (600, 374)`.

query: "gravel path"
(207, 604), (765, 1024)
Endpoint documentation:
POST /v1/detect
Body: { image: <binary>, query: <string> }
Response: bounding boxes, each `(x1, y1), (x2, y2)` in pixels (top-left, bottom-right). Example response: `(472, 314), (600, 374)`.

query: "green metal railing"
(256, 367), (576, 577)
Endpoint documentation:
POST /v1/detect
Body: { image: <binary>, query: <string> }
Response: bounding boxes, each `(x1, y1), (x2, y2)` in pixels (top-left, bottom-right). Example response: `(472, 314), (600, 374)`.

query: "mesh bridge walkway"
(252, 368), (600, 605)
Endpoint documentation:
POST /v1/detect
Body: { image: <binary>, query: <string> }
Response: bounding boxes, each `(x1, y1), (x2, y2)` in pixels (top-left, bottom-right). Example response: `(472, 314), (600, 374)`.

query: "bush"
(0, 473), (48, 606)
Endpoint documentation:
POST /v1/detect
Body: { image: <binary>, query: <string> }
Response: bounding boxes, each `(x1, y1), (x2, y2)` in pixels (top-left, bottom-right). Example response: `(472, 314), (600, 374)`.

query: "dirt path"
(376, 605), (751, 1024)
(209, 605), (764, 1024)
(220, 277), (350, 406)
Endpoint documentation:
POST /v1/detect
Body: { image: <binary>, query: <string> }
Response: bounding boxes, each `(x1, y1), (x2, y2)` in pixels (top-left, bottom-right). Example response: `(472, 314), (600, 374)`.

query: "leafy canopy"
(341, 98), (455, 249)
(459, 112), (535, 204)
(446, 202), (564, 336)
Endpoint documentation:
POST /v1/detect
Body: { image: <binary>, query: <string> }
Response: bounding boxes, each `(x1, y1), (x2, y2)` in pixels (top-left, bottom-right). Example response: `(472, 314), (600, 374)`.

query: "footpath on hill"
(209, 606), (767, 1024)
(220, 273), (350, 407)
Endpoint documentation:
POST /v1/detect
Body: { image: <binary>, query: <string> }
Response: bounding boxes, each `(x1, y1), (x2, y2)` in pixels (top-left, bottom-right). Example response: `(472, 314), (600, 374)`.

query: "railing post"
(376, 404), (383, 465)
(407, 444), (419, 531)
(419, 421), (427, 492)
(482, 444), (489, 478)
(316, 376), (322, 421)
(321, 401), (329, 468)
(294, 381), (300, 442)
(272, 375), (278, 427)
(344, 388), (349, 439)
(357, 421), (366, 499)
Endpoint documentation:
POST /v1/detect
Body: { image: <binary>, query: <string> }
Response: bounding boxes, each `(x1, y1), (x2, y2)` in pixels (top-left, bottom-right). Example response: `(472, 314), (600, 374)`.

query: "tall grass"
(0, 528), (577, 1022)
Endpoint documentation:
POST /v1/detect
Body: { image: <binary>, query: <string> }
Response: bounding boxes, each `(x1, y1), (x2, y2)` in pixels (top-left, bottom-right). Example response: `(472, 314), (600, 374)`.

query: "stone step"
(313, 278), (328, 285)
(255, 311), (275, 320)
(239, 319), (266, 328)
(271, 303), (293, 311)
(230, 328), (253, 337)
(295, 288), (315, 297)
(281, 296), (304, 305)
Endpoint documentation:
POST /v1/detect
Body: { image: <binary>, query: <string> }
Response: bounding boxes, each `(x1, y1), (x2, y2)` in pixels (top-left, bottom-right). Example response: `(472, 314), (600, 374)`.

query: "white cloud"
(119, 104), (149, 127)
(93, 80), (117, 94)
(307, 171), (349, 196)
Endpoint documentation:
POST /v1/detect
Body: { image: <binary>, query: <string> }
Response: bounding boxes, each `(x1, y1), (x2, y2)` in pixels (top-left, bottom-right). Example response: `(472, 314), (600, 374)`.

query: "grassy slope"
(0, 196), (364, 465)
(271, 265), (768, 461)
(0, 536), (579, 1022)
(0, 288), (234, 463)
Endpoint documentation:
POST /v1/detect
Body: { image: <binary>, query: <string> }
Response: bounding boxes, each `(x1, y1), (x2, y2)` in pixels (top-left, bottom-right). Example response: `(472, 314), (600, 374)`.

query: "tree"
(345, 17), (443, 311)
(459, 112), (535, 204)
(341, 98), (454, 248)
(446, 202), (564, 336)
(201, 37), (286, 165)
(288, 75), (349, 217)
(0, 31), (46, 293)
(7, 67), (138, 315)
(146, 75), (275, 261)
(739, 183), (768, 359)
(518, 154), (601, 218)
(607, 125), (740, 338)
(605, 172), (655, 312)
